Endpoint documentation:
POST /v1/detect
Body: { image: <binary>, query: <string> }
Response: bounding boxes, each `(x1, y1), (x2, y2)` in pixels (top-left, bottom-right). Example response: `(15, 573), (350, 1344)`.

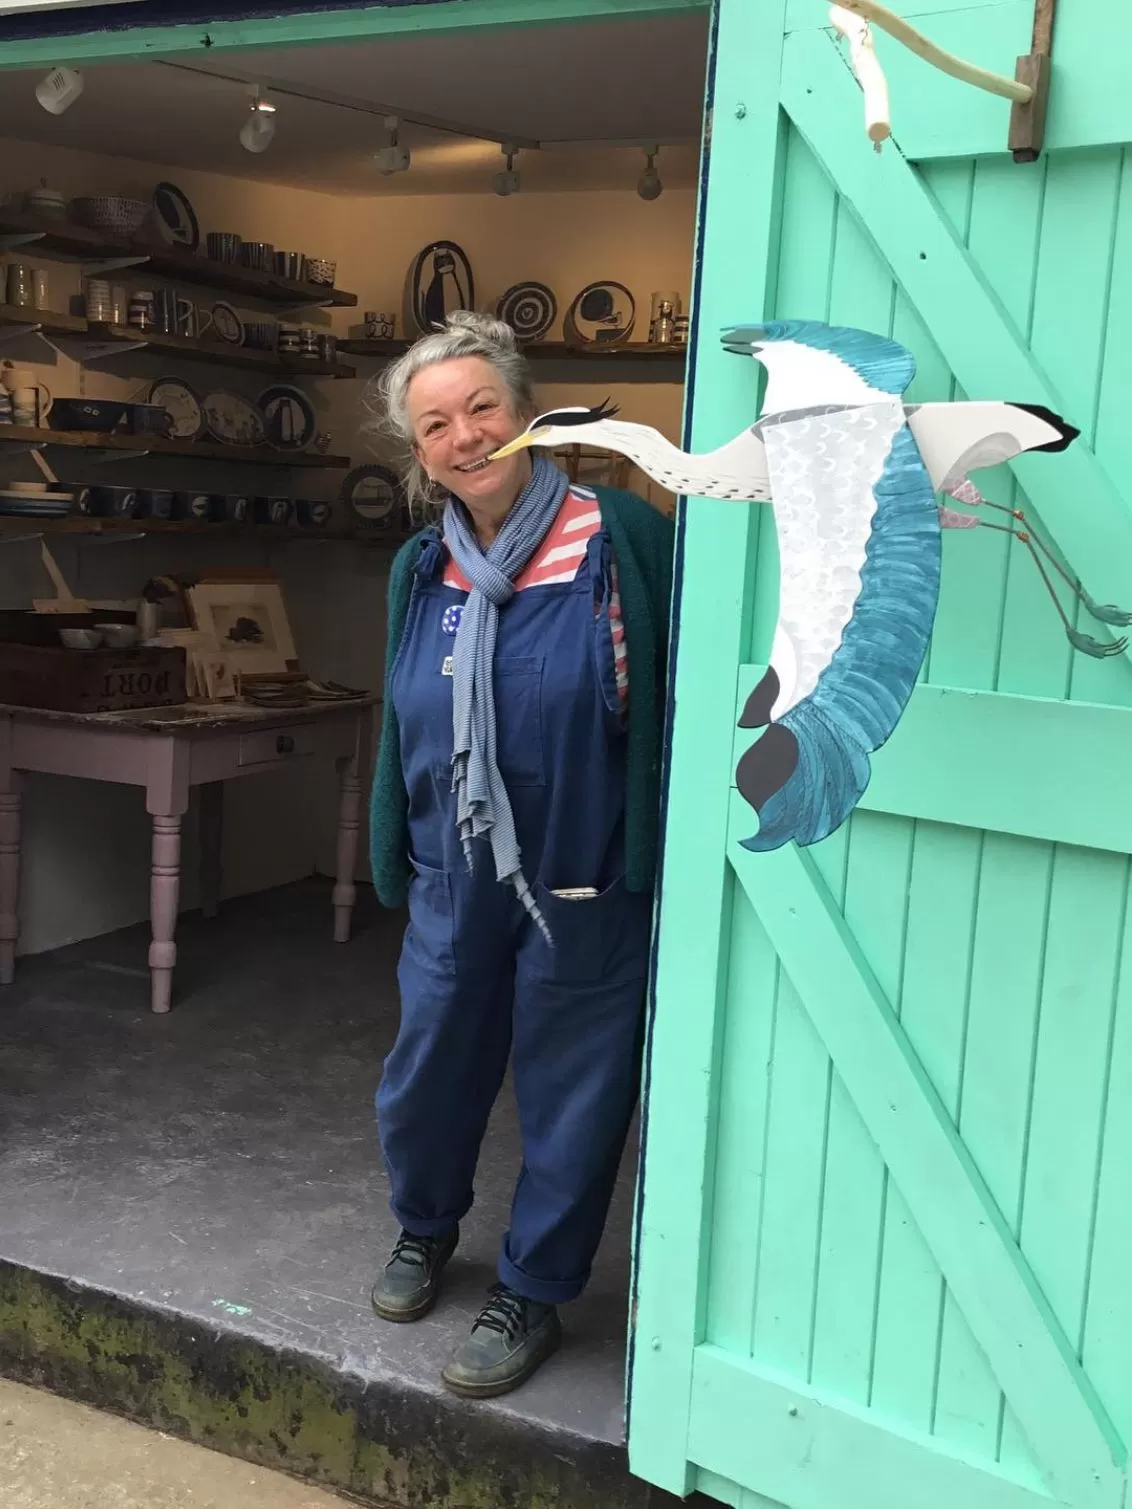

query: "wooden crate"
(0, 643), (187, 713)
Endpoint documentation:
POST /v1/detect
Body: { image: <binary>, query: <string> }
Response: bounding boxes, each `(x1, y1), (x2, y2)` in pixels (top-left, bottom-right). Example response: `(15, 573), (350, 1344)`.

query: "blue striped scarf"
(443, 453), (568, 942)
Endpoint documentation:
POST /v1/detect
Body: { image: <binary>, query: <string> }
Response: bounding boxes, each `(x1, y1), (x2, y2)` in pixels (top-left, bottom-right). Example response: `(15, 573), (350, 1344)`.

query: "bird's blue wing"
(738, 422), (941, 851)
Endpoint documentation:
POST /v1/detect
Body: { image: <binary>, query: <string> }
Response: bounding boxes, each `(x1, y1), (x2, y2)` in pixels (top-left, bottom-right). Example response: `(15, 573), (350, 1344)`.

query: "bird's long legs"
(947, 480), (1131, 657)
(979, 520), (1128, 657)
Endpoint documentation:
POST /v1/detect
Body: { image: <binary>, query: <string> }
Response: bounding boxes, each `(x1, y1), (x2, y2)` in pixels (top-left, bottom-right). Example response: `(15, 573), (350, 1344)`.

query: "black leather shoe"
(441, 1284), (562, 1398)
(371, 1227), (458, 1323)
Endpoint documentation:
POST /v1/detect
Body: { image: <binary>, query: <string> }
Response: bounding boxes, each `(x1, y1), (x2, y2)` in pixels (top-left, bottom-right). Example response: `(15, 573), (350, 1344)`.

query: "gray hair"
(361, 310), (536, 519)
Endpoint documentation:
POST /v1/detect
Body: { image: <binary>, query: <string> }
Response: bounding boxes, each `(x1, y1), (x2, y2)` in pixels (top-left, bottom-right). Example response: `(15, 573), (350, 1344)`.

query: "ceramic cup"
(7, 265), (33, 309)
(206, 231), (242, 264)
(32, 270), (49, 311)
(277, 324), (301, 355)
(367, 312), (396, 339)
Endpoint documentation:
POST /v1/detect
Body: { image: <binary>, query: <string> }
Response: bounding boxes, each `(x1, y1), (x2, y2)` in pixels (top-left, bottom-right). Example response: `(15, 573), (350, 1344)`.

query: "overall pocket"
(530, 876), (652, 987)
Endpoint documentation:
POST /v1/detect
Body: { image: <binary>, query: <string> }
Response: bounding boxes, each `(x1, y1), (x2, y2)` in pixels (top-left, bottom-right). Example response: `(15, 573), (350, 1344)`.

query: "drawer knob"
(276, 734), (295, 755)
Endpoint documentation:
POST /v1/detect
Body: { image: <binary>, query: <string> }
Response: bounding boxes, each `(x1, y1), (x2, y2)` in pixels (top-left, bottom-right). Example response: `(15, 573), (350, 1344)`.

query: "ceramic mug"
(366, 311), (395, 339)
(1, 365), (51, 427)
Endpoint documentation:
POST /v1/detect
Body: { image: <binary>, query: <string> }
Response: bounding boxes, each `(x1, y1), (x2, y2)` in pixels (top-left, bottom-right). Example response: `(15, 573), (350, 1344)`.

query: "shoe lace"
(472, 1284), (529, 1342)
(389, 1231), (440, 1271)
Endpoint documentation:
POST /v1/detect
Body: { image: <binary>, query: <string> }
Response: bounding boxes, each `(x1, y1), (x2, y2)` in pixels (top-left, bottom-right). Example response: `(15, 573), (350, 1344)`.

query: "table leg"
(0, 771), (23, 987)
(149, 813), (182, 1014)
(199, 781), (223, 921)
(333, 752), (361, 943)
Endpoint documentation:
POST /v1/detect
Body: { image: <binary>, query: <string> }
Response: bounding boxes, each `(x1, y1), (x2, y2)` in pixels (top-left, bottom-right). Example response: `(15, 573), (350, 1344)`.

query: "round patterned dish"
(496, 281), (557, 343)
(148, 376), (205, 440)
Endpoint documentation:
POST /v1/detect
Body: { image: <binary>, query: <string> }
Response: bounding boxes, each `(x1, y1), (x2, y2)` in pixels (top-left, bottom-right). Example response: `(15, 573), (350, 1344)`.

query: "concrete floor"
(0, 879), (648, 1509)
(0, 1377), (353, 1508)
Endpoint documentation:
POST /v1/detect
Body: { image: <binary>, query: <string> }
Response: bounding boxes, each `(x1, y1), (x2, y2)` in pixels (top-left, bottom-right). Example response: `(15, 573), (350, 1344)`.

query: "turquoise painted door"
(629, 4), (1132, 1508)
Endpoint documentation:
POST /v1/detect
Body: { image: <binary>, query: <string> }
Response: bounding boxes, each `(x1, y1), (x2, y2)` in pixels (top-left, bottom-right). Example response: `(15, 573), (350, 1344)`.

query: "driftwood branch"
(832, 0), (1034, 103)
(829, 4), (892, 149)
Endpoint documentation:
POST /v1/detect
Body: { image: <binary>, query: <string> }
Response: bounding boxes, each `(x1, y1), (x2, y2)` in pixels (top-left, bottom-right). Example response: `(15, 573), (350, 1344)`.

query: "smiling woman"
(362, 310), (674, 1400)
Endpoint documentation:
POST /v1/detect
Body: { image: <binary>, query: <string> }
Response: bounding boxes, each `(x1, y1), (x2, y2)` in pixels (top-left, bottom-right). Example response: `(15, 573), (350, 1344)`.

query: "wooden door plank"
(727, 821), (1125, 1509)
(732, 668), (1132, 856)
(627, 0), (790, 1493)
(780, 28), (1132, 667)
(689, 1345), (1057, 1509)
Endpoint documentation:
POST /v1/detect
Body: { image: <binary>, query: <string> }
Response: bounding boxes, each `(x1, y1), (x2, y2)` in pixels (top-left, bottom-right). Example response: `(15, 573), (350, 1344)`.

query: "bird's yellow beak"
(488, 430), (541, 462)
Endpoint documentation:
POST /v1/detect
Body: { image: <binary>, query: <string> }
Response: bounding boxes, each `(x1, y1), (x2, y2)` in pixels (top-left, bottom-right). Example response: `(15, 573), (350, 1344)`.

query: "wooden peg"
(1009, 0), (1056, 162)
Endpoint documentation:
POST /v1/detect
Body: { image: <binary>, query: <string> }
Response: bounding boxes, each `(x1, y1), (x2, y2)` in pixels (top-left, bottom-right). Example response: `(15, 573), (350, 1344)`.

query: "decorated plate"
(258, 384), (316, 451)
(202, 390), (267, 446)
(338, 463), (404, 529)
(211, 301), (244, 345)
(148, 376), (205, 440)
(152, 182), (199, 250)
(497, 282), (557, 343)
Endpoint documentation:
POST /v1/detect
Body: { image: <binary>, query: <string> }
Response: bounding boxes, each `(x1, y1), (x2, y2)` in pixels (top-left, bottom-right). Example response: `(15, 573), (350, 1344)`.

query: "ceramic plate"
(258, 384), (316, 451)
(148, 376), (204, 440)
(211, 301), (244, 345)
(152, 181), (200, 250)
(338, 463), (403, 527)
(497, 281), (557, 343)
(202, 390), (267, 447)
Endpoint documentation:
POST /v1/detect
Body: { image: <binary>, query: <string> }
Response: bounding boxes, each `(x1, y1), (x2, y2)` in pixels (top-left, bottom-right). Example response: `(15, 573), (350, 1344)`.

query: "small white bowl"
(59, 627), (103, 650)
(100, 624), (139, 649)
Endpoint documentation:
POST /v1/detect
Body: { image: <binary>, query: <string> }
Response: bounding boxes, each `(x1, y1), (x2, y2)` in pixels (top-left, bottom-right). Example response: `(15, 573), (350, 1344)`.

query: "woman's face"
(408, 356), (531, 511)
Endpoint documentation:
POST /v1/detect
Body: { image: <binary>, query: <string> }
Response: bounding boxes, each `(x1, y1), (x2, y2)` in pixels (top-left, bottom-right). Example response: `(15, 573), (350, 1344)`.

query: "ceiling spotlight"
(637, 145), (663, 202)
(36, 67), (84, 116)
(239, 87), (276, 154)
(492, 144), (520, 197)
(375, 115), (410, 175)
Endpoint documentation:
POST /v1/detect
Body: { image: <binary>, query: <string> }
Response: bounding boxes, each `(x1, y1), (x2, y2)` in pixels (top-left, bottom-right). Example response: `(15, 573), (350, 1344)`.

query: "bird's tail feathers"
(738, 700), (873, 852)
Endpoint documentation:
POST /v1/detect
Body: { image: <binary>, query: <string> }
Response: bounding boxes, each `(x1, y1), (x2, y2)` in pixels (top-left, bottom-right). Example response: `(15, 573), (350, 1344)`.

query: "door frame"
(0, 0), (707, 67)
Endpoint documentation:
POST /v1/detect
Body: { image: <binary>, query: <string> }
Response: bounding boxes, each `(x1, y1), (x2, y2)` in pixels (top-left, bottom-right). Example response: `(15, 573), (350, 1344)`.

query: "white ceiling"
(0, 11), (709, 195)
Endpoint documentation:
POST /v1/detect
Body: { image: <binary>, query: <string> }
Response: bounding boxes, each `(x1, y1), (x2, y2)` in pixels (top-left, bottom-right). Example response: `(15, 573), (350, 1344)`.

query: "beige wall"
(0, 138), (694, 956)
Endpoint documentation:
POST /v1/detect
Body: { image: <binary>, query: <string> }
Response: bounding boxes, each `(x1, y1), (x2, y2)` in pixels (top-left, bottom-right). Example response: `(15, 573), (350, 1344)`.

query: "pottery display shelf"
(0, 695), (376, 1013)
(0, 425), (350, 468)
(0, 306), (355, 379)
(339, 337), (688, 381)
(0, 209), (358, 310)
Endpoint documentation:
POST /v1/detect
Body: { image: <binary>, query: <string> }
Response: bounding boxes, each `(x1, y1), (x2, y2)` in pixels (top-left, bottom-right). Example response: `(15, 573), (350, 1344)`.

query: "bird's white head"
(488, 400), (622, 461)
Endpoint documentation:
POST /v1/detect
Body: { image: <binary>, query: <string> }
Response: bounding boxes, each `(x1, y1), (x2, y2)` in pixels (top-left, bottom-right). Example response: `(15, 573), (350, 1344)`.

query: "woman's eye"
(473, 402), (495, 414)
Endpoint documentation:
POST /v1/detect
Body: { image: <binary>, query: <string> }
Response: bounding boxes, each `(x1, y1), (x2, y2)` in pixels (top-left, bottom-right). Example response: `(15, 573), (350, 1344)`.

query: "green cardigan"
(369, 485), (676, 908)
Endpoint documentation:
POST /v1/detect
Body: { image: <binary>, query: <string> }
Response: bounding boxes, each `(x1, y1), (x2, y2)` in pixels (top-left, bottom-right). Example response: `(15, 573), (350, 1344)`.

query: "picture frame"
(185, 579), (297, 677)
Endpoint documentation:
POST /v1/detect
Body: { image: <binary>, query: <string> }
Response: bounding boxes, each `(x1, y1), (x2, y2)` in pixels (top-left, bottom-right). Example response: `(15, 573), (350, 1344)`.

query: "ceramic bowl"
(239, 242), (275, 272)
(59, 627), (103, 650)
(303, 257), (336, 286)
(100, 623), (140, 649)
(274, 251), (304, 280)
(206, 231), (242, 263)
(71, 195), (149, 238)
(50, 398), (128, 433)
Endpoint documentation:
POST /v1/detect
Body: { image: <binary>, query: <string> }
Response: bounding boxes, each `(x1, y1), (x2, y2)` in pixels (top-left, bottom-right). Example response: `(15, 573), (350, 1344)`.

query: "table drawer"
(237, 724), (318, 769)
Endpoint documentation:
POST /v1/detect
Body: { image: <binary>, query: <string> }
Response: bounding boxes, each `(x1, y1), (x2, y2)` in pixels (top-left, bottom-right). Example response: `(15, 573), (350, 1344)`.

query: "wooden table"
(0, 696), (375, 1013)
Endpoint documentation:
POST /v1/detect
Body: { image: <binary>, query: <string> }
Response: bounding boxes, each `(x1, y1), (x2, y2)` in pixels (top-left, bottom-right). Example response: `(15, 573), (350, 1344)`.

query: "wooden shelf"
(0, 425), (350, 469)
(0, 209), (358, 309)
(83, 322), (357, 379)
(0, 515), (412, 545)
(0, 303), (89, 338)
(338, 336), (687, 374)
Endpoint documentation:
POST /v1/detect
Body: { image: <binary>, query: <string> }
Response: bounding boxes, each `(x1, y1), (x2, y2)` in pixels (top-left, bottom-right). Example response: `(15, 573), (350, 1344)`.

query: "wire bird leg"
(979, 522), (1128, 658)
(949, 478), (1132, 634)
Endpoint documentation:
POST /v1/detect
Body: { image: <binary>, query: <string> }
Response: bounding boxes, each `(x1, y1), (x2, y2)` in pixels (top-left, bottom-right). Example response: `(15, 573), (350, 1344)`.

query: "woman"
(365, 311), (674, 1399)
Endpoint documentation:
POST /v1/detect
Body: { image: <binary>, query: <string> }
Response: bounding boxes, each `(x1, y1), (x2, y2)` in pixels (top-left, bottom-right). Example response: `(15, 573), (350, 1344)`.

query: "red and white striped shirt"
(443, 485), (628, 707)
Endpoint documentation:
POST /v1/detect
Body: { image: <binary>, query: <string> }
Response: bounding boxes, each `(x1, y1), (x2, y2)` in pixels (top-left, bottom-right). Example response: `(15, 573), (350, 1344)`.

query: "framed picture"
(186, 579), (297, 676)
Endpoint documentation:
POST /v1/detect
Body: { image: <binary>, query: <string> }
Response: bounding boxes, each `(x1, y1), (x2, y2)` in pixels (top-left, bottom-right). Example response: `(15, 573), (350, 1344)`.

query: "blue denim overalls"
(376, 525), (653, 1305)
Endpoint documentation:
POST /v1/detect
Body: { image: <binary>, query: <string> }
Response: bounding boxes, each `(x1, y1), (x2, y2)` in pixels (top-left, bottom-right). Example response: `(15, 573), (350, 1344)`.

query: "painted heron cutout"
(490, 319), (1129, 853)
